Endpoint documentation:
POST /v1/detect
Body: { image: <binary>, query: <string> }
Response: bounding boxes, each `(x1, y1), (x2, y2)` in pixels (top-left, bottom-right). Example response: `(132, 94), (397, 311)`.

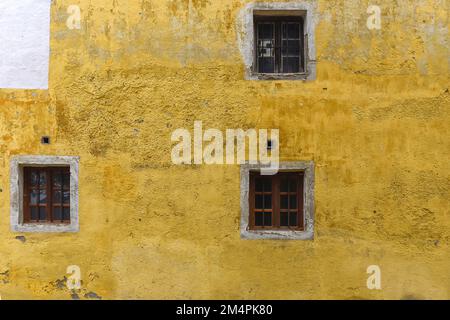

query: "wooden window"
(23, 167), (70, 224)
(255, 16), (305, 74)
(249, 172), (304, 231)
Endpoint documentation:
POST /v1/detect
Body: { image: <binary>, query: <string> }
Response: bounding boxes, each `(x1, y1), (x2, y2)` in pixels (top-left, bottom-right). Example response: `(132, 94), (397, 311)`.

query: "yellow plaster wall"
(0, 0), (448, 299)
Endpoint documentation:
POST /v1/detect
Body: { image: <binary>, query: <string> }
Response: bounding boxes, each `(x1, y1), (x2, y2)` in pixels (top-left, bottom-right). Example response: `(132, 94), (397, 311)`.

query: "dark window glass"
(250, 172), (304, 230)
(255, 17), (304, 74)
(53, 191), (61, 203)
(280, 212), (289, 226)
(289, 179), (297, 192)
(264, 195), (272, 209)
(258, 23), (274, 39)
(53, 172), (62, 188)
(30, 190), (38, 205)
(255, 195), (263, 209)
(281, 178), (288, 192)
(281, 195), (288, 209)
(258, 58), (274, 73)
(63, 173), (70, 189)
(290, 195), (297, 209)
(31, 172), (39, 187)
(23, 167), (71, 224)
(264, 212), (272, 226)
(289, 212), (298, 226)
(63, 191), (70, 204)
(255, 178), (263, 192)
(31, 207), (38, 221)
(255, 212), (264, 226)
(63, 208), (70, 221)
(53, 207), (62, 220)
(39, 171), (46, 187)
(39, 207), (46, 221)
(39, 190), (47, 204)
(287, 23), (300, 38)
(282, 57), (299, 73)
(257, 23), (275, 73)
(263, 179), (272, 192)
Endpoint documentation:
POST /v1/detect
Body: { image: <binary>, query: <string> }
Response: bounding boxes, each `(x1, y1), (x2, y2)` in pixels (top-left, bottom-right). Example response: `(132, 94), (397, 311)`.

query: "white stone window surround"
(10, 155), (79, 233)
(240, 161), (315, 240)
(236, 1), (317, 81)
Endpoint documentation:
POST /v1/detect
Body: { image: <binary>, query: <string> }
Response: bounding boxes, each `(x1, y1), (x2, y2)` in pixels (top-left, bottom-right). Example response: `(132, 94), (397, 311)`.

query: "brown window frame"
(249, 171), (304, 231)
(23, 166), (71, 224)
(254, 15), (305, 74)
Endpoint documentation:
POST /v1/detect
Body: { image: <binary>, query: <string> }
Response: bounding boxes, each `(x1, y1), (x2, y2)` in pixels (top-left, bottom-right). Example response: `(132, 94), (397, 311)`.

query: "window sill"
(241, 229), (313, 240)
(248, 71), (310, 81)
(12, 223), (78, 233)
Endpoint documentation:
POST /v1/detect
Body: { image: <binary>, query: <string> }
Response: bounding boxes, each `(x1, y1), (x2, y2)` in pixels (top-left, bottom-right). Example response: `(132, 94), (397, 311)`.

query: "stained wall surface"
(0, 0), (448, 299)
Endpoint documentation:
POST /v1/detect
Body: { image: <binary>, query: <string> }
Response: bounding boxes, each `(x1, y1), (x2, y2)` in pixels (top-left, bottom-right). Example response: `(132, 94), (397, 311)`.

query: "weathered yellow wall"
(0, 0), (449, 299)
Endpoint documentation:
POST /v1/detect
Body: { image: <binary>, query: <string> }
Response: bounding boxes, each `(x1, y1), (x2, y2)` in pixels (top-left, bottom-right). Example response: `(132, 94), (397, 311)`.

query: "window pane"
(282, 23), (288, 39)
(282, 40), (300, 56)
(258, 23), (273, 39)
(264, 212), (272, 226)
(258, 57), (274, 73)
(264, 195), (272, 209)
(282, 57), (300, 73)
(31, 171), (39, 187)
(39, 171), (46, 187)
(289, 41), (300, 56)
(63, 208), (70, 221)
(53, 207), (62, 221)
(30, 190), (38, 205)
(39, 190), (47, 204)
(289, 179), (297, 192)
(255, 212), (264, 226)
(250, 171), (304, 231)
(258, 40), (274, 57)
(290, 195), (297, 209)
(63, 191), (70, 204)
(280, 212), (289, 226)
(281, 195), (288, 209)
(53, 191), (62, 203)
(263, 179), (272, 192)
(255, 195), (263, 209)
(63, 173), (70, 189)
(289, 212), (298, 226)
(31, 207), (39, 221)
(281, 178), (289, 192)
(255, 178), (263, 192)
(282, 42), (288, 56)
(287, 23), (300, 39)
(39, 207), (46, 221)
(53, 171), (62, 188)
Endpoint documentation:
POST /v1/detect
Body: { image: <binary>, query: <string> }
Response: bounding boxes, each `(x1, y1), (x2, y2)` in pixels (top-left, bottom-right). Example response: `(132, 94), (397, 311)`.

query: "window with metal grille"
(249, 171), (304, 231)
(23, 167), (71, 224)
(255, 16), (305, 74)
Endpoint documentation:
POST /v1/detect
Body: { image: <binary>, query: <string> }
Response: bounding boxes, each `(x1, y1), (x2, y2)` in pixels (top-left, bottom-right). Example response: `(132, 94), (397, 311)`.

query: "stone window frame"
(10, 155), (80, 233)
(237, 1), (317, 81)
(240, 161), (315, 240)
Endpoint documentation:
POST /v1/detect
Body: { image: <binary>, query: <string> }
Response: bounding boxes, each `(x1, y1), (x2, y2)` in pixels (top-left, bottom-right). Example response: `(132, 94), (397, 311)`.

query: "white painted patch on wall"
(0, 0), (51, 89)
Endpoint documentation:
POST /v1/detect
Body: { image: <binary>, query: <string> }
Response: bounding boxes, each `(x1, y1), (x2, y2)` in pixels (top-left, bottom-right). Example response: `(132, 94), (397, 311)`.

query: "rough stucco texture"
(0, 0), (449, 299)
